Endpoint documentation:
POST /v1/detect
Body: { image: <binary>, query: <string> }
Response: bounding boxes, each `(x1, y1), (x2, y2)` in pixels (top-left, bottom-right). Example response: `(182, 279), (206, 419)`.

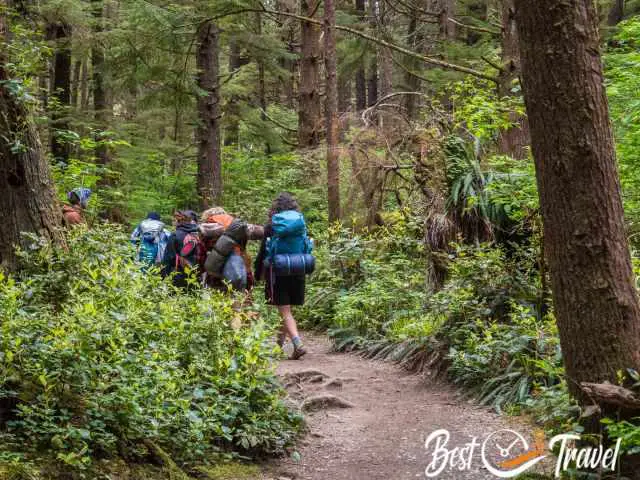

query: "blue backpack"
(265, 210), (315, 276)
(137, 219), (166, 266)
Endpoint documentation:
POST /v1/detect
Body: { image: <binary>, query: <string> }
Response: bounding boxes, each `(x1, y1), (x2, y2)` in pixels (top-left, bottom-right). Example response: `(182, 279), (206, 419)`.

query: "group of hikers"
(62, 188), (313, 360)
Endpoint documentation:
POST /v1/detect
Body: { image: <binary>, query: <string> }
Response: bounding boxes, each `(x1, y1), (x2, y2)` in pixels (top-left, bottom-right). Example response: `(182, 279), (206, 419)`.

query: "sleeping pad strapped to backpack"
(265, 210), (315, 276)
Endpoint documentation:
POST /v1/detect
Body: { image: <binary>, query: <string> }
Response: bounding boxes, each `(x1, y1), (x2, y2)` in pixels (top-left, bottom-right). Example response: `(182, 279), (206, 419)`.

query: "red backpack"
(175, 232), (206, 271)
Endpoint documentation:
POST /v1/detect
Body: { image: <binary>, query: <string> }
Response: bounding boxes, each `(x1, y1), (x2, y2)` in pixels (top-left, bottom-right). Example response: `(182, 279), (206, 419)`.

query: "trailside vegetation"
(4, 0), (640, 477)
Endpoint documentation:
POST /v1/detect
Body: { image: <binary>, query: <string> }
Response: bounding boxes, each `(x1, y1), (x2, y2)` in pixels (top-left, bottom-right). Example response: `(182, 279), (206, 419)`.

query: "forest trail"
(264, 335), (540, 480)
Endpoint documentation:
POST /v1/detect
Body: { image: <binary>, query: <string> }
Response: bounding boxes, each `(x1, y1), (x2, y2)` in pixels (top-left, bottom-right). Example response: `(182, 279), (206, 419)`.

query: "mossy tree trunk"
(0, 1), (63, 270)
(196, 20), (222, 210)
(515, 0), (640, 424)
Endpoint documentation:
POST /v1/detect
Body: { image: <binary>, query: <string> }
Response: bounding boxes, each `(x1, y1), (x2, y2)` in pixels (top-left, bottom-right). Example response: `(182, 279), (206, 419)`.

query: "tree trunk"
(497, 0), (529, 159)
(366, 0), (378, 109)
(224, 39), (247, 146)
(256, 13), (271, 154)
(80, 58), (89, 112)
(0, 3), (62, 270)
(379, 0), (394, 128)
(403, 11), (422, 120)
(48, 21), (72, 163)
(298, 0), (322, 147)
(515, 0), (640, 409)
(277, 0), (297, 109)
(607, 0), (624, 26)
(439, 0), (456, 39)
(338, 70), (351, 137)
(338, 73), (352, 114)
(92, 0), (110, 168)
(325, 0), (341, 222)
(196, 21), (222, 210)
(71, 59), (81, 109)
(354, 0), (367, 111)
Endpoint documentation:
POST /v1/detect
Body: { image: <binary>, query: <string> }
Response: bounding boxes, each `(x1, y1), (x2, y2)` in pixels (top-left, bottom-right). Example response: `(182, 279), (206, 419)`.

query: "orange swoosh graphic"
(497, 432), (546, 470)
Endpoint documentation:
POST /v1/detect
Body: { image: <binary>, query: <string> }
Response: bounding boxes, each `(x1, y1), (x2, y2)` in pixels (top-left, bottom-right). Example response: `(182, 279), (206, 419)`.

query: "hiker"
(161, 210), (204, 288)
(131, 212), (170, 268)
(62, 188), (91, 226)
(255, 193), (315, 360)
(200, 207), (264, 291)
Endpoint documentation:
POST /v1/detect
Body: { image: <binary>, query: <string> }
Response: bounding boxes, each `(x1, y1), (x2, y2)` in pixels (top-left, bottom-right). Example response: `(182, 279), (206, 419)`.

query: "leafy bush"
(299, 214), (427, 336)
(0, 225), (301, 472)
(447, 305), (562, 413)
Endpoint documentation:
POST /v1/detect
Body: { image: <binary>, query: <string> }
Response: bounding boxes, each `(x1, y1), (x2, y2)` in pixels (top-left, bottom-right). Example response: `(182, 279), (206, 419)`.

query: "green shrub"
(447, 305), (562, 413)
(300, 215), (427, 335)
(0, 225), (301, 472)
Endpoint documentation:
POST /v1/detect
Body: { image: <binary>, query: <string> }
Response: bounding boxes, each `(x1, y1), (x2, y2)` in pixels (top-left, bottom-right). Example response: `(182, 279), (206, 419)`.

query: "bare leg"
(277, 305), (299, 339)
(277, 305), (306, 359)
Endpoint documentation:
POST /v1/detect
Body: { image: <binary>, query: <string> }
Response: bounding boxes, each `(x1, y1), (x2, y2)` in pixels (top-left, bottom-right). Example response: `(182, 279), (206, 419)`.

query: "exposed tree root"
(324, 378), (343, 389)
(301, 394), (355, 412)
(282, 370), (330, 388)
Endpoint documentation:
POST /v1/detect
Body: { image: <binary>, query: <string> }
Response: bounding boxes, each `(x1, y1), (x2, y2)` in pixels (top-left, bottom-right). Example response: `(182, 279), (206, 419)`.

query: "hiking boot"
(276, 334), (286, 350)
(290, 345), (307, 360)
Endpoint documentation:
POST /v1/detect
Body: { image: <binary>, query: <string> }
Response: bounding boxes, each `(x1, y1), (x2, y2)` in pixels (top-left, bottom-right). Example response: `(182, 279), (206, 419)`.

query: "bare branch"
(202, 7), (497, 83)
(258, 108), (298, 132)
(447, 17), (500, 35)
(480, 56), (505, 73)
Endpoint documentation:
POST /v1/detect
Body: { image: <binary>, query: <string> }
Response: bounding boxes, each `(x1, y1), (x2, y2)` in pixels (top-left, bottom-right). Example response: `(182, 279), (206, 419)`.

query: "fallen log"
(580, 381), (640, 410)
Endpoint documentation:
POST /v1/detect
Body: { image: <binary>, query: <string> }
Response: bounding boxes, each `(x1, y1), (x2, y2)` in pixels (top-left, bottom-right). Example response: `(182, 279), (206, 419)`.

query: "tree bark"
(92, 0), (110, 168)
(403, 8), (423, 120)
(325, 0), (341, 222)
(378, 0), (394, 128)
(80, 57), (89, 112)
(71, 59), (81, 109)
(440, 0), (456, 39)
(0, 3), (62, 270)
(607, 0), (624, 26)
(224, 38), (248, 146)
(277, 0), (297, 109)
(497, 0), (529, 159)
(256, 13), (271, 154)
(338, 72), (352, 114)
(355, 0), (367, 111)
(298, 0), (322, 147)
(196, 21), (222, 210)
(48, 21), (72, 163)
(515, 0), (640, 408)
(366, 0), (378, 108)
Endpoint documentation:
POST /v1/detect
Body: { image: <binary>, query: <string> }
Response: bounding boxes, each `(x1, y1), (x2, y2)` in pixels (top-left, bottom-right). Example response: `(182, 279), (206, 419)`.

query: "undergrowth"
(0, 225), (301, 476)
(299, 215), (584, 435)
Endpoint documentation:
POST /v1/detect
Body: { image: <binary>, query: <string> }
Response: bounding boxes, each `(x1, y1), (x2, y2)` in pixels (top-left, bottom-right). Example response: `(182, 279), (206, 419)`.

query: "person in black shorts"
(255, 193), (307, 360)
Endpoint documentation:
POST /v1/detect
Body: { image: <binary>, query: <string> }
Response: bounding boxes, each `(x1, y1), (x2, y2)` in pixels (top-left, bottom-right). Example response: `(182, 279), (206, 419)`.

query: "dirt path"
(265, 335), (546, 480)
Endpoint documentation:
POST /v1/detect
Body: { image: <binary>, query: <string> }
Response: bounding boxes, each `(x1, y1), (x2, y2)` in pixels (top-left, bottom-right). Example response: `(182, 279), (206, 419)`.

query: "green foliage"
(221, 149), (325, 226)
(299, 214), (426, 336)
(0, 226), (301, 473)
(525, 382), (580, 435)
(447, 305), (562, 413)
(448, 79), (525, 143)
(601, 417), (640, 456)
(605, 17), (640, 239)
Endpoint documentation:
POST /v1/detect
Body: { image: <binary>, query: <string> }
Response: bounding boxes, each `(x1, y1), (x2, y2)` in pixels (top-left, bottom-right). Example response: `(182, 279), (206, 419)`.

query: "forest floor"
(263, 334), (551, 480)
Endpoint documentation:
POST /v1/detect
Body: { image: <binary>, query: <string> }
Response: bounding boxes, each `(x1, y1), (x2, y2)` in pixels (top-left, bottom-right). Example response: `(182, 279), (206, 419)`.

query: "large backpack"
(265, 210), (314, 276)
(203, 215), (251, 290)
(138, 219), (165, 266)
(176, 231), (205, 271)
